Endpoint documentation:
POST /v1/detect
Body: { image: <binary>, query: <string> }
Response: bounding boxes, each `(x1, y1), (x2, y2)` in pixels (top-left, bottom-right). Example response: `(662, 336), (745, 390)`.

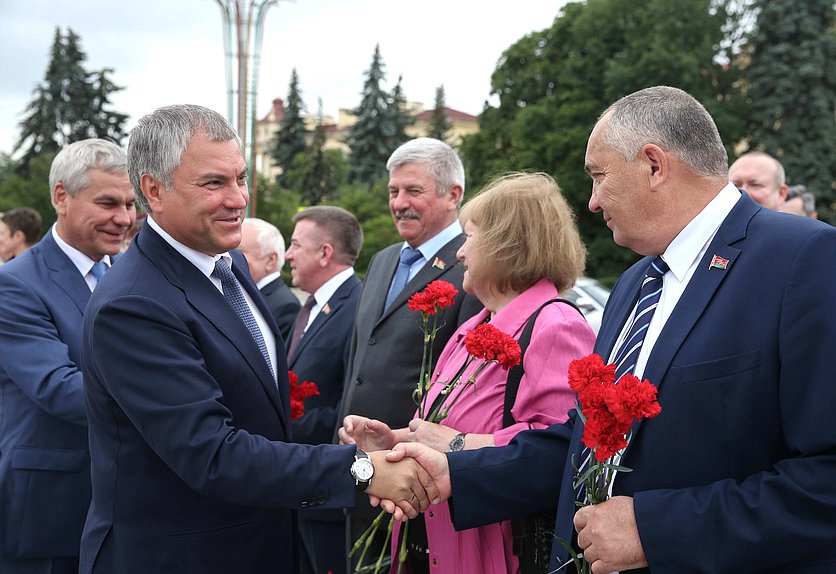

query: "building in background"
(253, 98), (478, 181)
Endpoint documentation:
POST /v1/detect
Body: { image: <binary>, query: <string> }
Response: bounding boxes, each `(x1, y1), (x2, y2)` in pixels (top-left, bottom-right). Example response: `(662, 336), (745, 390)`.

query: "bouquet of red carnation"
(555, 354), (661, 573)
(288, 370), (319, 421)
(350, 281), (521, 574)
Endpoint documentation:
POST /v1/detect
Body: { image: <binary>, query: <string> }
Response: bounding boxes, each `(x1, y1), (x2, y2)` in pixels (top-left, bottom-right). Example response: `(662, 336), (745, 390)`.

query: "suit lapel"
(137, 229), (287, 428)
(41, 233), (92, 314)
(625, 194), (755, 452)
(377, 235), (464, 324)
(288, 274), (360, 366)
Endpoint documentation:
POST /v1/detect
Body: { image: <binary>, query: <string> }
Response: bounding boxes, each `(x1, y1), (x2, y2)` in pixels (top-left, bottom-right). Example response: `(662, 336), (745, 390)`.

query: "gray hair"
(786, 184), (816, 215)
(243, 217), (286, 267)
(128, 104), (241, 212)
(386, 137), (465, 206)
(600, 86), (728, 178)
(49, 138), (127, 197)
(293, 205), (363, 266)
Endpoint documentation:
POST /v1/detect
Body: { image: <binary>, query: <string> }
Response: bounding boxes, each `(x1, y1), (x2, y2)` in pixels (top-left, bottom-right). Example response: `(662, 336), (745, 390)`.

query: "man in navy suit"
(0, 139), (135, 574)
(386, 86), (836, 573)
(79, 104), (438, 574)
(283, 206), (363, 574)
(239, 217), (300, 340)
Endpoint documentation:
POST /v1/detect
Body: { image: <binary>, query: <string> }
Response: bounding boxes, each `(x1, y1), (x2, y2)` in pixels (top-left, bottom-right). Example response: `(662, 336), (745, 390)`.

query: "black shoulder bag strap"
(503, 298), (583, 428)
(505, 297), (584, 574)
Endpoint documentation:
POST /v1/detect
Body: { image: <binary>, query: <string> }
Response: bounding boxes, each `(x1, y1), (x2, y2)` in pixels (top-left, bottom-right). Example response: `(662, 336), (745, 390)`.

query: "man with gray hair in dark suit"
(337, 137), (481, 570)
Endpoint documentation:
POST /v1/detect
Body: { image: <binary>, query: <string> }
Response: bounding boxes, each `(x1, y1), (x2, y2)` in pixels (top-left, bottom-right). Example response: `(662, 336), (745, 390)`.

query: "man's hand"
(369, 442), (452, 521)
(574, 496), (648, 574)
(364, 450), (439, 520)
(405, 419), (459, 451)
(339, 415), (398, 451)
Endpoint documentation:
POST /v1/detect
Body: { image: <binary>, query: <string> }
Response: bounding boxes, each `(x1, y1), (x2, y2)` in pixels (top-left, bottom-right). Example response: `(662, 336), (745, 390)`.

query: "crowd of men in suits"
(0, 85), (833, 574)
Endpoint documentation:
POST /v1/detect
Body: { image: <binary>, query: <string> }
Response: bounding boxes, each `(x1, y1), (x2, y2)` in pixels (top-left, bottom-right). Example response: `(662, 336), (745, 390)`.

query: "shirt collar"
(311, 267), (355, 307)
(402, 220), (463, 262)
(146, 216), (230, 283)
(51, 224), (112, 277)
(662, 183), (741, 282)
(257, 270), (283, 290)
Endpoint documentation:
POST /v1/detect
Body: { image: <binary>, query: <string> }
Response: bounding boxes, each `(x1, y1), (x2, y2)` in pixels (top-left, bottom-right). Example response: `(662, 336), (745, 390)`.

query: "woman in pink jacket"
(340, 172), (596, 574)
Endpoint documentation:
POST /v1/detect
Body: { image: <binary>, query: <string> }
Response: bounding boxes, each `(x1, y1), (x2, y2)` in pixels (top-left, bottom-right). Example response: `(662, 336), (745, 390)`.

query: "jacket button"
(300, 501), (309, 508)
(368, 337), (376, 345)
(355, 376), (363, 386)
(317, 495), (326, 504)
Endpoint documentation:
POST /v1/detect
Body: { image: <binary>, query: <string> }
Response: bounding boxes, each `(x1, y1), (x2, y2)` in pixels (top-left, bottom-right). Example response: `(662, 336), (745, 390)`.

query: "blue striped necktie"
(213, 258), (276, 384)
(576, 256), (668, 502)
(90, 260), (107, 287)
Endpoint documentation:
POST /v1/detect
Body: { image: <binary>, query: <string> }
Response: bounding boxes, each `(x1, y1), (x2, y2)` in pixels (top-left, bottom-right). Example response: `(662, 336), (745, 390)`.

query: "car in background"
(563, 277), (611, 334)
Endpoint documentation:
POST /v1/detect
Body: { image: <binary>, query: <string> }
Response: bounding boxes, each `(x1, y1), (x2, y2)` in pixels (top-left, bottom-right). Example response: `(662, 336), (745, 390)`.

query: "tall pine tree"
(346, 44), (396, 186)
(429, 85), (451, 142)
(740, 0), (835, 222)
(297, 99), (349, 205)
(270, 68), (308, 188)
(387, 75), (414, 151)
(14, 27), (128, 174)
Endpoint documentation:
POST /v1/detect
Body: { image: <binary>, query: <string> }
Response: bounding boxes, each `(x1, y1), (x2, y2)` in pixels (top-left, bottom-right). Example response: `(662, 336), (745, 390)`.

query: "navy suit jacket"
(0, 232), (95, 559)
(447, 194), (836, 573)
(79, 225), (358, 574)
(261, 276), (301, 342)
(288, 273), (361, 446)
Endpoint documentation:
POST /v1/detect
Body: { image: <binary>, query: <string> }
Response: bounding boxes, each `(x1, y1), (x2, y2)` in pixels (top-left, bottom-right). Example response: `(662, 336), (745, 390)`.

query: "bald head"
(729, 152), (787, 210)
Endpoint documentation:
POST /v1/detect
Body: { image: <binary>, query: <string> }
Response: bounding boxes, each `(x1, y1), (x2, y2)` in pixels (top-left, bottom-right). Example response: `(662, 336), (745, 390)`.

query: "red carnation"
(604, 374), (662, 425)
(288, 370), (319, 421)
(408, 280), (458, 315)
(568, 354), (616, 397)
(463, 324), (521, 370)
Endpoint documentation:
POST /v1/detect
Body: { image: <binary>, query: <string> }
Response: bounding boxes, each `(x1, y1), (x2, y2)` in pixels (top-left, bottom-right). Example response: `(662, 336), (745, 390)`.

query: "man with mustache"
(337, 137), (482, 570)
(0, 139), (135, 574)
(79, 105), (437, 574)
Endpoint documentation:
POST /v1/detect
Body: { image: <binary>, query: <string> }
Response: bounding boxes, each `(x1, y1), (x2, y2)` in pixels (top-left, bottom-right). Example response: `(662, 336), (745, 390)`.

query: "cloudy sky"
(0, 0), (569, 156)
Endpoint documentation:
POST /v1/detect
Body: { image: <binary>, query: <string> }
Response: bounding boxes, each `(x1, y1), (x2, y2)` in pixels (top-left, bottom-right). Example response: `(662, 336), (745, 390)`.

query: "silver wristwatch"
(350, 449), (374, 491)
(448, 432), (467, 452)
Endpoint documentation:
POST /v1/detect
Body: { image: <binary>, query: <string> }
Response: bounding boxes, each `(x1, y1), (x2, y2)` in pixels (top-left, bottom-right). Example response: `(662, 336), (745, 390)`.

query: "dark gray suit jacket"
(260, 276), (300, 342)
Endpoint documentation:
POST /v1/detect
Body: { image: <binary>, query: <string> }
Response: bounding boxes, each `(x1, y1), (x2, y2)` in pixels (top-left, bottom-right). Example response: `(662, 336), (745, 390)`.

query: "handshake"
(340, 415), (455, 520)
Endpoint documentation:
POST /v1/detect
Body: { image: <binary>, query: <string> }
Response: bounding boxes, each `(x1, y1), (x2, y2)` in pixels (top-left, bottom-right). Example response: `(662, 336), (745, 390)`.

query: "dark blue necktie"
(384, 247), (423, 310)
(576, 256), (668, 502)
(213, 258), (276, 383)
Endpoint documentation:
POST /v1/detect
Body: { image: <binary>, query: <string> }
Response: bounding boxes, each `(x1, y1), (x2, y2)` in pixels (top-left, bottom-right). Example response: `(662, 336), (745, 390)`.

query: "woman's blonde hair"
(459, 172), (586, 294)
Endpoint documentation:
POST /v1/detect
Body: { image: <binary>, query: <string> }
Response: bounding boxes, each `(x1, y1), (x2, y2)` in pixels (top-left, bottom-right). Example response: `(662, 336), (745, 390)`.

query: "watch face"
(449, 434), (465, 452)
(352, 459), (374, 481)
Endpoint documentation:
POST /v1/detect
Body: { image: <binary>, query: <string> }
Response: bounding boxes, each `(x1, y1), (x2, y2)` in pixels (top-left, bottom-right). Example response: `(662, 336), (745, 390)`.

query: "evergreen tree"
(740, 0), (836, 222)
(270, 68), (308, 187)
(14, 27), (128, 174)
(429, 85), (452, 142)
(460, 0), (745, 281)
(347, 44), (396, 186)
(387, 75), (414, 150)
(295, 99), (349, 205)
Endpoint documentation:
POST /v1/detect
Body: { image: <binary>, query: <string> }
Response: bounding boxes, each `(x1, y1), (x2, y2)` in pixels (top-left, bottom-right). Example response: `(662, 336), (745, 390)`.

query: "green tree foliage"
(460, 0), (745, 281)
(738, 0), (836, 223)
(387, 75), (414, 151)
(270, 68), (308, 188)
(290, 100), (351, 205)
(347, 44), (398, 186)
(429, 85), (452, 142)
(0, 151), (57, 229)
(14, 27), (128, 175)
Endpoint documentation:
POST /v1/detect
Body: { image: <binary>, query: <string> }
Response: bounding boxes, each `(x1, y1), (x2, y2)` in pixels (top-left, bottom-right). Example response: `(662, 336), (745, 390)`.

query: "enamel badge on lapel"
(322, 303), (331, 315)
(709, 254), (729, 270)
(432, 257), (446, 270)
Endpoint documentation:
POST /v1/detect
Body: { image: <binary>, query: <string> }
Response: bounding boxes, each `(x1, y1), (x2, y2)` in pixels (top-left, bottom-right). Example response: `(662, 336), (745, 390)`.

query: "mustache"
(393, 209), (420, 219)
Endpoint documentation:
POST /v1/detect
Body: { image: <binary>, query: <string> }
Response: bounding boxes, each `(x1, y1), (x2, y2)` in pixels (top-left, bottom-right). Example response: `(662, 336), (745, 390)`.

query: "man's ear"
(642, 144), (669, 188)
(447, 184), (463, 210)
(778, 184), (788, 203)
(265, 252), (279, 273)
(52, 182), (68, 214)
(141, 174), (164, 212)
(320, 243), (334, 266)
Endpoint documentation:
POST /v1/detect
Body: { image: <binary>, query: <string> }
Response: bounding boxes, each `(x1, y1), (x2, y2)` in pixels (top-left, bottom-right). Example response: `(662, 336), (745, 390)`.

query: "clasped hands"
(340, 415), (453, 521)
